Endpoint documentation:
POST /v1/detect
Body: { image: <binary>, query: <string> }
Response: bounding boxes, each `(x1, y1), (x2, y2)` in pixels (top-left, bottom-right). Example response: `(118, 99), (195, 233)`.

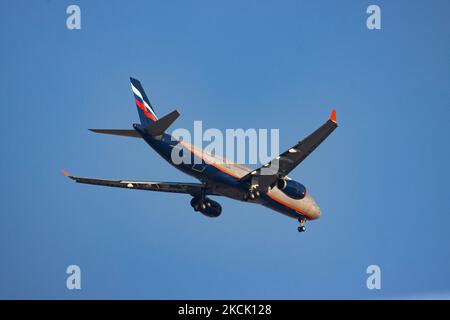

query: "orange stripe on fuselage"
(178, 141), (314, 219)
(179, 141), (241, 179)
(266, 192), (314, 220)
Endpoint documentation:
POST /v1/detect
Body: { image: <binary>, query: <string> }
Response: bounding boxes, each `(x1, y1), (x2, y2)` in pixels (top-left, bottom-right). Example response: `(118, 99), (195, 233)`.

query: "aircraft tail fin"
(90, 78), (179, 138)
(130, 77), (158, 126)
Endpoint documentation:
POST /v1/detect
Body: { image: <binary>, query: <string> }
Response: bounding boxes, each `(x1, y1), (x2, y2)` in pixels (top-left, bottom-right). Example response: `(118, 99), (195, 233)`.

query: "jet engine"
(190, 197), (222, 218)
(276, 179), (306, 200)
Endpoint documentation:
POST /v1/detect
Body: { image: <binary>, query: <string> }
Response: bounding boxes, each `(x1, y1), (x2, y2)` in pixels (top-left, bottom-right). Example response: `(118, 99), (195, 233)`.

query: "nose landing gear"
(297, 217), (306, 232)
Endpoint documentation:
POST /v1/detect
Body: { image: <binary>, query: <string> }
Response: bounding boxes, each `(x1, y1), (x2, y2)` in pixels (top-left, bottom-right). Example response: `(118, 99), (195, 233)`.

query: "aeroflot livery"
(62, 78), (338, 232)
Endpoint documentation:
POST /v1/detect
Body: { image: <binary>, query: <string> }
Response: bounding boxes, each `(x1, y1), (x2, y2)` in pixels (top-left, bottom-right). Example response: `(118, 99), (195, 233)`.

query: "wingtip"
(60, 168), (71, 177)
(330, 109), (337, 123)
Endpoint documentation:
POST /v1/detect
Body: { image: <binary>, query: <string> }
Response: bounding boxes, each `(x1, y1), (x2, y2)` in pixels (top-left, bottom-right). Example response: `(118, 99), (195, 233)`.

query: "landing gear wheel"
(243, 188), (260, 201)
(297, 217), (306, 232)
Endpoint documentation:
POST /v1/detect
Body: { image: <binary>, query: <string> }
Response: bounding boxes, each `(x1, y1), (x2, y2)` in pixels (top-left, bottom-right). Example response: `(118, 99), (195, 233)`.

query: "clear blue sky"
(1, 0), (449, 299)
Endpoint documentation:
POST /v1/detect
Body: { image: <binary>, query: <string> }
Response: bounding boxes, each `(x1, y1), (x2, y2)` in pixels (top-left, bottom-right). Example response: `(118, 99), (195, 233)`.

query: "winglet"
(61, 168), (71, 178)
(330, 109), (337, 124)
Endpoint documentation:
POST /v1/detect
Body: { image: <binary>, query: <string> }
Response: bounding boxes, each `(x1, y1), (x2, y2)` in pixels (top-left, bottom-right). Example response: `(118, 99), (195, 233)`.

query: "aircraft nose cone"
(305, 193), (321, 219)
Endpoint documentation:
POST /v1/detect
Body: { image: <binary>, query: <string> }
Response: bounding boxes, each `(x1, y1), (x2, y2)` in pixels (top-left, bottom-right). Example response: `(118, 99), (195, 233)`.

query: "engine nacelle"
(190, 197), (222, 218)
(202, 199), (222, 217)
(277, 179), (306, 200)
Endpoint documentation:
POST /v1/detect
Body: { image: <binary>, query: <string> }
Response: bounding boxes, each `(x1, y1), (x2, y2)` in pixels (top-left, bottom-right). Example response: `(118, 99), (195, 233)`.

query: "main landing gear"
(298, 217), (306, 233)
(243, 188), (260, 201)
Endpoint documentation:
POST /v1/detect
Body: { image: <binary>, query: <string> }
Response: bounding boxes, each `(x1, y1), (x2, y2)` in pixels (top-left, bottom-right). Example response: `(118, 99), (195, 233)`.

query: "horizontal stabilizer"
(88, 129), (141, 138)
(89, 110), (180, 138)
(146, 110), (180, 136)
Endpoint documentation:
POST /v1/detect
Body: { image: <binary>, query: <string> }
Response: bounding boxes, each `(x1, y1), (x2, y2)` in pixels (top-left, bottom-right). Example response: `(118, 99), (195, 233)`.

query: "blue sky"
(0, 0), (449, 299)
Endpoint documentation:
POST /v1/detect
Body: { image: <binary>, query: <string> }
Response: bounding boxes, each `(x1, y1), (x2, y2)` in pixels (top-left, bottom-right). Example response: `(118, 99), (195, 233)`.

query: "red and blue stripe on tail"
(130, 77), (158, 125)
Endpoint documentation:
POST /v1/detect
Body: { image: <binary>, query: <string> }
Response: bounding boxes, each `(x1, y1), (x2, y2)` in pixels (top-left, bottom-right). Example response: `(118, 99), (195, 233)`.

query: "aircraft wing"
(61, 169), (218, 196)
(239, 110), (338, 191)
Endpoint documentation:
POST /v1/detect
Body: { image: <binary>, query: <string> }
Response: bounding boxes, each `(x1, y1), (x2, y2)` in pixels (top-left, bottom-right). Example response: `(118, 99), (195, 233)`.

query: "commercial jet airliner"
(62, 78), (338, 232)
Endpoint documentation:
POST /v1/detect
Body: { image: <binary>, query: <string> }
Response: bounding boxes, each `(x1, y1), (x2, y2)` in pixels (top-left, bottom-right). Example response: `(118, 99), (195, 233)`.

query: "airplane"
(62, 78), (338, 232)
